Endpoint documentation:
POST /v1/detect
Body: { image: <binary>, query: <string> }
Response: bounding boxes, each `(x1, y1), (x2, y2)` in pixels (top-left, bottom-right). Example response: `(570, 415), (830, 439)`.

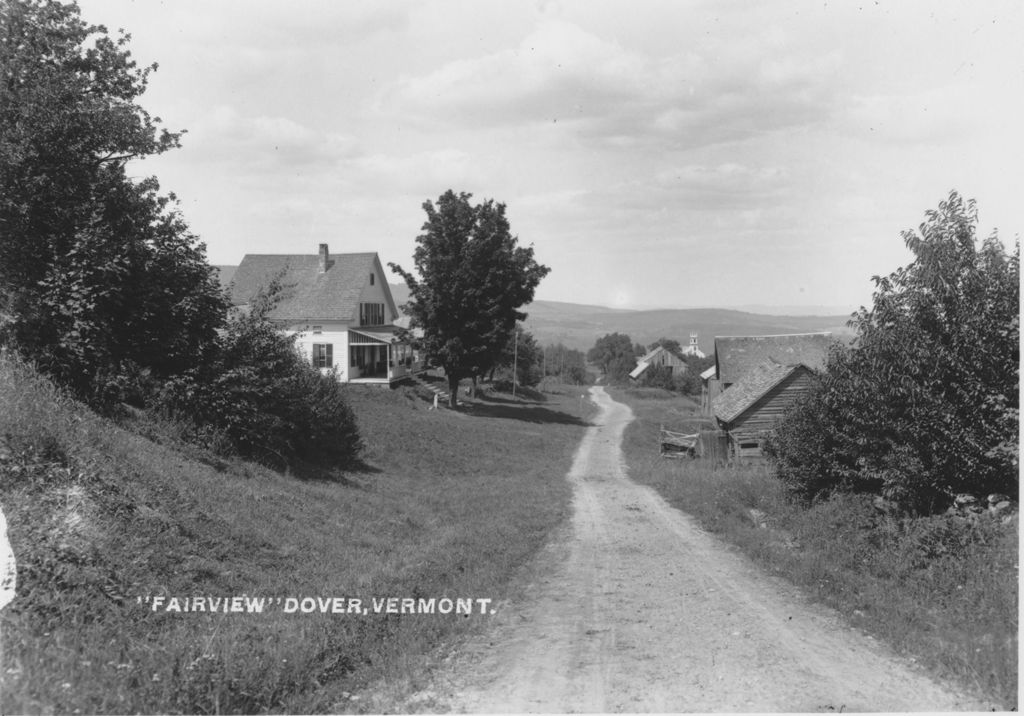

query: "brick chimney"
(318, 243), (329, 273)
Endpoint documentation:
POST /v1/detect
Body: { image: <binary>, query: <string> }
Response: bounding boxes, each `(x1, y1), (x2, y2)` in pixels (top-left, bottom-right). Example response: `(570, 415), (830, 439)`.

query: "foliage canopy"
(390, 190), (550, 406)
(0, 0), (226, 404)
(587, 332), (637, 384)
(768, 192), (1019, 512)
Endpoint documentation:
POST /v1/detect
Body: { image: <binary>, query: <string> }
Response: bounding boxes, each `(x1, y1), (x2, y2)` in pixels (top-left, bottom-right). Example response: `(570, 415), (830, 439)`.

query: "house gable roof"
(713, 360), (809, 424)
(227, 251), (399, 323)
(713, 332), (832, 384)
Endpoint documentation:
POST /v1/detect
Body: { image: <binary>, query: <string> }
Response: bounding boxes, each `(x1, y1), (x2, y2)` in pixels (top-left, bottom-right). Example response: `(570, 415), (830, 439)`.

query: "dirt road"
(415, 386), (985, 712)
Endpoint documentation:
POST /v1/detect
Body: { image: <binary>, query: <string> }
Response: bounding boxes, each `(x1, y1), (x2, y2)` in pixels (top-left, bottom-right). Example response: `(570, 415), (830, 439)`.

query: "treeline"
(0, 1), (360, 467)
(587, 334), (711, 395)
(483, 328), (591, 389)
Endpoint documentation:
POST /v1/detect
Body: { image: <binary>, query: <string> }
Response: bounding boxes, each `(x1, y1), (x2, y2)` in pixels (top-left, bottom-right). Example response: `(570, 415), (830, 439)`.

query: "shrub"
(157, 285), (362, 468)
(639, 365), (675, 390)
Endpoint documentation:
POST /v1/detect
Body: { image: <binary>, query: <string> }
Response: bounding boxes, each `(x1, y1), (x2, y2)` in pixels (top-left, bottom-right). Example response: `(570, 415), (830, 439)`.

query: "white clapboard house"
(225, 244), (422, 384)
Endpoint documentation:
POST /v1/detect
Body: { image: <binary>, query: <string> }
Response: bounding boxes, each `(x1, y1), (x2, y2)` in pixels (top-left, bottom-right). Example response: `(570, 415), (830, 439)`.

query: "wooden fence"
(659, 422), (731, 466)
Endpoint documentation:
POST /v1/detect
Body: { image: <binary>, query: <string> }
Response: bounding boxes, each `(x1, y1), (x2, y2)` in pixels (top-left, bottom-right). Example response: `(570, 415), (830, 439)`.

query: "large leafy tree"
(587, 332), (637, 383)
(0, 0), (225, 404)
(390, 190), (550, 406)
(769, 192), (1019, 512)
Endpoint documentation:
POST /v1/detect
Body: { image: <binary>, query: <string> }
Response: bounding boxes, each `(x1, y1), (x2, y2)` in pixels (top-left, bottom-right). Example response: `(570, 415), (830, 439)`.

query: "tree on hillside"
(390, 190), (550, 406)
(768, 192), (1019, 513)
(543, 343), (589, 385)
(648, 337), (684, 358)
(490, 325), (543, 388)
(0, 0), (226, 405)
(588, 333), (636, 383)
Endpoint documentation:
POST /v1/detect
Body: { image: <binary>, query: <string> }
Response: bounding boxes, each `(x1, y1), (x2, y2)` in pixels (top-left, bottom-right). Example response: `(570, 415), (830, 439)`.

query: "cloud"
(181, 106), (358, 171)
(525, 161), (790, 220)
(379, 20), (642, 127)
(345, 148), (481, 196)
(165, 2), (409, 52)
(841, 86), (981, 146)
(377, 18), (842, 149)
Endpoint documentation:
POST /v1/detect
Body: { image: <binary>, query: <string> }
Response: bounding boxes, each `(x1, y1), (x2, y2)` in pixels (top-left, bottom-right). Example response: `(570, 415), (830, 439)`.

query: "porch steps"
(406, 373), (463, 407)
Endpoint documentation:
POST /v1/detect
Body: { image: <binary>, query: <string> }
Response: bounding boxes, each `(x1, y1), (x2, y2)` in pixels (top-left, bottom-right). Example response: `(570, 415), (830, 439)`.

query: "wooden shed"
(712, 360), (817, 460)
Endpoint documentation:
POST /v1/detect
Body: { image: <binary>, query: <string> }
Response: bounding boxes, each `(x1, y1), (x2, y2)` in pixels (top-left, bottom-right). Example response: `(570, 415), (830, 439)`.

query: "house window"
(370, 273), (375, 285)
(359, 302), (385, 326)
(312, 343), (333, 368)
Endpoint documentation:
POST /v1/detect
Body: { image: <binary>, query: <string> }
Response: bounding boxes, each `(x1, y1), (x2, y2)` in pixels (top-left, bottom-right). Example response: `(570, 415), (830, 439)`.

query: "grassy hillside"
(0, 355), (593, 713)
(609, 387), (1017, 709)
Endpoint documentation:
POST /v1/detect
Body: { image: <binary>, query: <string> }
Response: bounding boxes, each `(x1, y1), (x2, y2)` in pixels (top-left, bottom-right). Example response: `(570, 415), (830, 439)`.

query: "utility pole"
(512, 324), (518, 399)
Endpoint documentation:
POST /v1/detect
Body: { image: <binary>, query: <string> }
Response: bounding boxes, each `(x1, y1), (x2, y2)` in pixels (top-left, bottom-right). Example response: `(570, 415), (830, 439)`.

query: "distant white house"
(224, 244), (423, 384)
(681, 332), (706, 358)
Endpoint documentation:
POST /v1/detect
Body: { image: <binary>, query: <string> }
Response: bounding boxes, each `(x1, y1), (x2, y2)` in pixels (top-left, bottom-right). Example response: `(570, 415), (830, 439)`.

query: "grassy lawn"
(609, 385), (1018, 710)
(0, 356), (595, 714)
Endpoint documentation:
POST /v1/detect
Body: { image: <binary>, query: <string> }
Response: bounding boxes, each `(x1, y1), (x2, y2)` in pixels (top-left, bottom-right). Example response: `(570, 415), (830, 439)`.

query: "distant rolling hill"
(389, 284), (855, 354)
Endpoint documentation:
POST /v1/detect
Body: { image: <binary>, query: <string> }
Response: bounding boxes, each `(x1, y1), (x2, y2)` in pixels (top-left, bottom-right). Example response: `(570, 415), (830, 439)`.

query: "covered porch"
(348, 326), (424, 385)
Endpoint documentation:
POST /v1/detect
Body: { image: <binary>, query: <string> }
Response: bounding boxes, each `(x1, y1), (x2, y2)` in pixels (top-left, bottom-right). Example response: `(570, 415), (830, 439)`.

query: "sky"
(77, 0), (1023, 312)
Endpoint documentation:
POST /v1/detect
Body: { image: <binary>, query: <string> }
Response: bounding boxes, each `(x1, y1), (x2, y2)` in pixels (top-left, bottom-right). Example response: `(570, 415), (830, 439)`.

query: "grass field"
(0, 355), (595, 714)
(609, 386), (1018, 709)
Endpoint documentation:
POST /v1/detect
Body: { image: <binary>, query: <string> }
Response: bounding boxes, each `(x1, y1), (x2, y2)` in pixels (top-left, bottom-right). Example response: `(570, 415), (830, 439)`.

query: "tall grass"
(0, 353), (593, 714)
(609, 386), (1018, 709)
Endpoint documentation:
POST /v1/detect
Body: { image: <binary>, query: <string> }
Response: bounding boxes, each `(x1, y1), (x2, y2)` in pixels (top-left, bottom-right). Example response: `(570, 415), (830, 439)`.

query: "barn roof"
(713, 332), (832, 385)
(637, 345), (668, 364)
(713, 360), (809, 424)
(628, 347), (659, 379)
(700, 364), (717, 381)
(227, 251), (397, 322)
(630, 345), (686, 380)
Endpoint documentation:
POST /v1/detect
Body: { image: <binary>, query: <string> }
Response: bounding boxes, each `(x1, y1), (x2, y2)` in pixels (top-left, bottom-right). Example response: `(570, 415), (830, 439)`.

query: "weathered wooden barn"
(699, 364), (718, 414)
(629, 345), (687, 381)
(712, 332), (832, 390)
(707, 332), (833, 458)
(713, 360), (818, 460)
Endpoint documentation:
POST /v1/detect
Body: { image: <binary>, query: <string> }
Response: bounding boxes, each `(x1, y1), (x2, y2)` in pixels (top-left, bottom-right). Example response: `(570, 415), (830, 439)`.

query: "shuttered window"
(359, 302), (385, 326)
(312, 343), (333, 368)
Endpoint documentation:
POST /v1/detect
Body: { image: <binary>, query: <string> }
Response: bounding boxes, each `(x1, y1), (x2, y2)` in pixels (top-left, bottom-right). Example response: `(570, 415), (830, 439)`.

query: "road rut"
(418, 386), (984, 712)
